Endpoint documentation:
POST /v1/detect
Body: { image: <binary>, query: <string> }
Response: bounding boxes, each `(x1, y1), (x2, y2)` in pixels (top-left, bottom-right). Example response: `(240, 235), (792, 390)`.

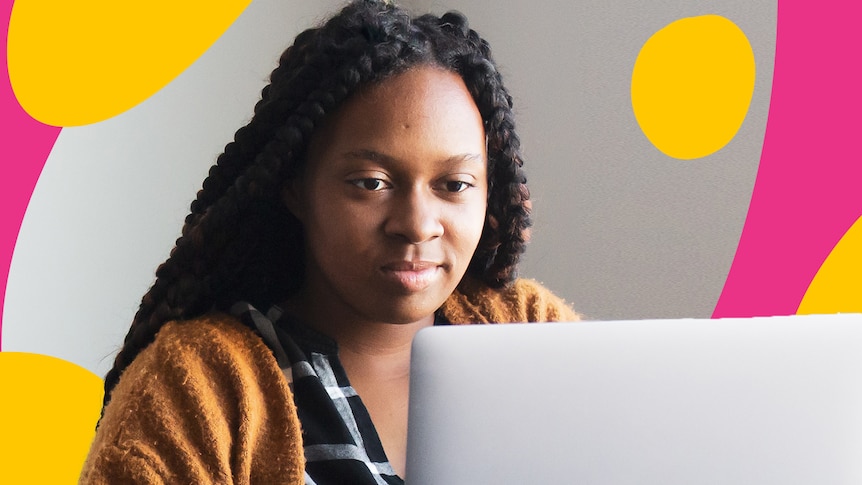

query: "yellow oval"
(797, 216), (862, 314)
(8, 1), (251, 127)
(0, 352), (104, 483)
(631, 15), (756, 160)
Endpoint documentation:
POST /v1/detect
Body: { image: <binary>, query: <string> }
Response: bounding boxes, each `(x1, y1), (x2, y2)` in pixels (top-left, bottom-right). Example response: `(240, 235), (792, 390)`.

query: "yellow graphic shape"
(631, 15), (756, 160)
(8, 1), (252, 127)
(0, 352), (104, 483)
(797, 216), (862, 314)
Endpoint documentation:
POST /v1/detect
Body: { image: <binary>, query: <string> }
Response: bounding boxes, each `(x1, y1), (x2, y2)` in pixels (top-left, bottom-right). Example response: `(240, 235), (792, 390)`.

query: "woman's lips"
(380, 261), (442, 292)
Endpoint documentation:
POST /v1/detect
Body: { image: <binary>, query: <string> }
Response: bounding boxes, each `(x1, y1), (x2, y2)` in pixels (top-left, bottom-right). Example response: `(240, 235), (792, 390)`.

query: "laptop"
(405, 313), (862, 484)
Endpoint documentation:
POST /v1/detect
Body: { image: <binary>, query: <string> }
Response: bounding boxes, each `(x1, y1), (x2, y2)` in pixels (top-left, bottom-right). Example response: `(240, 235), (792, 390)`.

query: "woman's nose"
(384, 188), (444, 244)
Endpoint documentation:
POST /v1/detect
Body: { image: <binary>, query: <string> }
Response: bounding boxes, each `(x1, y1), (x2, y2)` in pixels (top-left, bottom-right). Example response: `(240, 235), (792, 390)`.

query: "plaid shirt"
(232, 302), (443, 484)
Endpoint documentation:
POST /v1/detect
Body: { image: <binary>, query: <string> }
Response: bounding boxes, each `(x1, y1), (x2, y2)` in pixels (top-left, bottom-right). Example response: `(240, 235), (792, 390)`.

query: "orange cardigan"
(80, 278), (577, 484)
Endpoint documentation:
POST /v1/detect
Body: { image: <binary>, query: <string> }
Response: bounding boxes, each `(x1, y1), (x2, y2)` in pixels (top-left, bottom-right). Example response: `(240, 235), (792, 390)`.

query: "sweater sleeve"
(79, 315), (305, 485)
(441, 277), (580, 324)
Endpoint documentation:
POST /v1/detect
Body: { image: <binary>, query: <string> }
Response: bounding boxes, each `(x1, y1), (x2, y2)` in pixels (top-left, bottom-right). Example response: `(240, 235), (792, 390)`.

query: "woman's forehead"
(347, 67), (477, 118)
(306, 66), (486, 167)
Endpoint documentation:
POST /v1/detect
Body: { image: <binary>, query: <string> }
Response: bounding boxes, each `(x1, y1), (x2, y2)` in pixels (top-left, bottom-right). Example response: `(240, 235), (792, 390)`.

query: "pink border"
(713, 0), (862, 317)
(1, 0), (63, 349)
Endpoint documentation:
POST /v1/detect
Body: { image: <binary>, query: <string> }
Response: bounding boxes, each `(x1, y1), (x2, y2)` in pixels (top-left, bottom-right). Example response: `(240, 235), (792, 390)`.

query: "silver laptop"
(406, 314), (862, 484)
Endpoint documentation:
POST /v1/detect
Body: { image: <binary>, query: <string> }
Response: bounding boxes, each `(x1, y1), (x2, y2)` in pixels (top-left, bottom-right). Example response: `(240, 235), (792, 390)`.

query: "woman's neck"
(282, 290), (435, 357)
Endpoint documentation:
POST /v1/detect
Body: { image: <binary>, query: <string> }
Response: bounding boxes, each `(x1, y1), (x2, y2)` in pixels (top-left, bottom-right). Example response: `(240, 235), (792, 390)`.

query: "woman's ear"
(282, 178), (304, 221)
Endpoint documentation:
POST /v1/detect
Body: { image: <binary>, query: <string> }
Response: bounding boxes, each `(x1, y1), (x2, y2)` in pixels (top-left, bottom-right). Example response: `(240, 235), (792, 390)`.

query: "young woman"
(81, 1), (578, 483)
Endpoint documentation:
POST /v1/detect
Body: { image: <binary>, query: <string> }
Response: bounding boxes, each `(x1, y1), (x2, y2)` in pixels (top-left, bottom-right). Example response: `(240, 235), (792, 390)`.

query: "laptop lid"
(405, 314), (862, 484)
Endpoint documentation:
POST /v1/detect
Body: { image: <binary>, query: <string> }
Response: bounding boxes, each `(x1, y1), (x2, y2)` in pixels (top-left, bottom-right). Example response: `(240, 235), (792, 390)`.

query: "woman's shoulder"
(151, 312), (265, 356)
(112, 312), (286, 406)
(82, 313), (304, 484)
(119, 313), (277, 381)
(441, 276), (580, 324)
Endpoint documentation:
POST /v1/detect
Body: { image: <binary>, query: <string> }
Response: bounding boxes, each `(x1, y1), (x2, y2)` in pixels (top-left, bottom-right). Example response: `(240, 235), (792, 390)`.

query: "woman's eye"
(444, 180), (472, 193)
(351, 178), (389, 191)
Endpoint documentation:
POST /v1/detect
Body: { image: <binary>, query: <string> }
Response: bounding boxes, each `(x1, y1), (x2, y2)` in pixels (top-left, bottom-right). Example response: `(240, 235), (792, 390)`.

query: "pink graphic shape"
(713, 0), (862, 317)
(1, 0), (63, 348)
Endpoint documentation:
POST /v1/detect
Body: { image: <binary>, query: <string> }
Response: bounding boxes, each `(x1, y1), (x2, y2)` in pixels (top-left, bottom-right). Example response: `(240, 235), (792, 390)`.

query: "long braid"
(102, 0), (532, 411)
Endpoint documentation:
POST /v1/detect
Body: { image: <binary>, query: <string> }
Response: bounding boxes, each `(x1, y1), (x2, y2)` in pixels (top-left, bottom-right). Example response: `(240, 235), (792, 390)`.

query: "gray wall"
(3, 0), (776, 374)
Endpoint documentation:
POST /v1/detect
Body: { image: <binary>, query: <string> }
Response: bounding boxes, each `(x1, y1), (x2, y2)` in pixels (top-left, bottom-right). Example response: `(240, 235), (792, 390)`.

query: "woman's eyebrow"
(448, 153), (486, 165)
(343, 149), (395, 164)
(343, 149), (485, 165)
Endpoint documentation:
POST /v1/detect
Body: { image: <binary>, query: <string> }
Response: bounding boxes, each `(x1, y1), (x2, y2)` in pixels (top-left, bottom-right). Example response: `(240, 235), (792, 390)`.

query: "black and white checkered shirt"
(232, 302), (444, 484)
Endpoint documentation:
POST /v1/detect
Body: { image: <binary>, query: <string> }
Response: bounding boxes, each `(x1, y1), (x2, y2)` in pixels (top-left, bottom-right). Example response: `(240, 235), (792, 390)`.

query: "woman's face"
(287, 66), (488, 326)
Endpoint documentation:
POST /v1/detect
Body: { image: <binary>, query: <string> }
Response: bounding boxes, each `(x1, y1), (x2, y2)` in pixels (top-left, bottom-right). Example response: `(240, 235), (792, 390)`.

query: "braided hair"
(102, 0), (531, 409)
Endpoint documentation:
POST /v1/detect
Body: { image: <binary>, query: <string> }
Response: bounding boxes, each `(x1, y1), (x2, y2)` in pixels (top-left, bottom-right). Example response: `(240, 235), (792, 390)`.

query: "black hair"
(101, 0), (531, 410)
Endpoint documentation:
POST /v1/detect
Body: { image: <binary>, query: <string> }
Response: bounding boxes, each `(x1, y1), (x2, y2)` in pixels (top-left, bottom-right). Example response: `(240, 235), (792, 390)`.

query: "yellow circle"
(631, 15), (756, 160)
(797, 216), (862, 314)
(8, 1), (251, 127)
(0, 352), (104, 483)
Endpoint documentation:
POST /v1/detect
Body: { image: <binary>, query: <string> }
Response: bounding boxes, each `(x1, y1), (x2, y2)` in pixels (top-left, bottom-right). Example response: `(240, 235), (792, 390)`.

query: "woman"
(81, 1), (578, 483)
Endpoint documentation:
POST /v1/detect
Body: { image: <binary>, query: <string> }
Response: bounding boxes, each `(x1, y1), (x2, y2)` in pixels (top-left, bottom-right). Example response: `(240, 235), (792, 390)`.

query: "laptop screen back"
(406, 314), (862, 484)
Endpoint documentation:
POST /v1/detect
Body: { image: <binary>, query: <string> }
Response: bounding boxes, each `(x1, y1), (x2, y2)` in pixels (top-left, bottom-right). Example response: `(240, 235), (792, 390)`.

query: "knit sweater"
(80, 278), (578, 484)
